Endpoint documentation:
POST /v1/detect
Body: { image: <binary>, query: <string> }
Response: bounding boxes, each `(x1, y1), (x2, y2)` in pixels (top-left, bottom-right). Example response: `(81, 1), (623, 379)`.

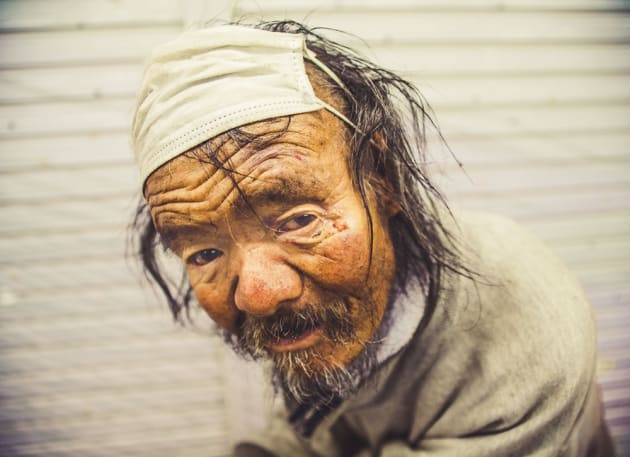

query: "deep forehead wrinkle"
(210, 109), (329, 166)
(232, 172), (326, 212)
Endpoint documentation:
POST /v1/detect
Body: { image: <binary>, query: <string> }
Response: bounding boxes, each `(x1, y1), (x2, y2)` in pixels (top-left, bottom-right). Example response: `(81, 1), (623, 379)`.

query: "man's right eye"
(188, 248), (223, 266)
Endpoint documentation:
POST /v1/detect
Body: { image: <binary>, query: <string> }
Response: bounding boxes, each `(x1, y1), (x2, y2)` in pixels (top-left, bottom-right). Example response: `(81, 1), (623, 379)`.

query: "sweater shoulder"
(437, 209), (598, 389)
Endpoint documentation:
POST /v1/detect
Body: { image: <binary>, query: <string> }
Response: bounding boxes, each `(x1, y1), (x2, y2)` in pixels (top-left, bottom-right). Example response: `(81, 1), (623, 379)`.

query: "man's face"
(144, 109), (396, 400)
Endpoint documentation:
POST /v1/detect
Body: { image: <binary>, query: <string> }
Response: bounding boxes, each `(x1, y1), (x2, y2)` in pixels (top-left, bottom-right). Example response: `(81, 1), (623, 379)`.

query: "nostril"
(233, 309), (246, 333)
(230, 276), (239, 302)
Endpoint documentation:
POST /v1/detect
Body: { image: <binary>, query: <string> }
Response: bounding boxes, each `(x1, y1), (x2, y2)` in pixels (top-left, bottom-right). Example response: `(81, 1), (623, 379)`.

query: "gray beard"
(221, 295), (389, 404)
(269, 330), (380, 404)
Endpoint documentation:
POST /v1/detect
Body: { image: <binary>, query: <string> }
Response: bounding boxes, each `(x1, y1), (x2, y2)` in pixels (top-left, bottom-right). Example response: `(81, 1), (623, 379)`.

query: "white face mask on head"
(131, 24), (356, 186)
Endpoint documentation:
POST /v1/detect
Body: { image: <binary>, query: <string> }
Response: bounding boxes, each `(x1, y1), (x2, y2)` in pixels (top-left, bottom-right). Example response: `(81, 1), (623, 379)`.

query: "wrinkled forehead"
(143, 107), (350, 202)
(144, 116), (294, 196)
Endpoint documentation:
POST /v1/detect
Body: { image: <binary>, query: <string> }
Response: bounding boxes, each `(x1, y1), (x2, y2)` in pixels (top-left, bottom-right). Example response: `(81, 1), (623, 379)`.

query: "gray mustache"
(239, 299), (354, 350)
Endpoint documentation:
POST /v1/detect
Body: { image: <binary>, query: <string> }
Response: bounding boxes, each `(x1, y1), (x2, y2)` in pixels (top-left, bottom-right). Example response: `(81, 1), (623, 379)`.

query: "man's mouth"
(267, 327), (323, 352)
(239, 299), (354, 357)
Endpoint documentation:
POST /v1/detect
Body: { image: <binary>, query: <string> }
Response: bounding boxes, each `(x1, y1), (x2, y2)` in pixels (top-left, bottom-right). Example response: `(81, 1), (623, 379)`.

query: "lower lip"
(268, 328), (323, 352)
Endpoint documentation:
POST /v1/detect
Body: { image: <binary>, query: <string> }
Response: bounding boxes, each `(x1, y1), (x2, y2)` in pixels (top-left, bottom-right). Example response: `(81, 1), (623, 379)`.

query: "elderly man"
(131, 21), (614, 456)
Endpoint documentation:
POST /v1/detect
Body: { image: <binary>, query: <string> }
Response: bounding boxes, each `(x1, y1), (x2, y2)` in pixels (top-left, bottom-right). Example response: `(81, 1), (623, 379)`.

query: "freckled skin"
(145, 108), (397, 372)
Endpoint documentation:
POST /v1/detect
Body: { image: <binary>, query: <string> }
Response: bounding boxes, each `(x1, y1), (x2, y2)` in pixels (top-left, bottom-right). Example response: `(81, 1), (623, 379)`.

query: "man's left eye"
(277, 214), (317, 232)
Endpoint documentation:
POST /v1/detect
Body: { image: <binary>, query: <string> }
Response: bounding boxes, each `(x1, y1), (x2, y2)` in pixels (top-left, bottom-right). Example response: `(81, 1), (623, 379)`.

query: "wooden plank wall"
(0, 0), (628, 456)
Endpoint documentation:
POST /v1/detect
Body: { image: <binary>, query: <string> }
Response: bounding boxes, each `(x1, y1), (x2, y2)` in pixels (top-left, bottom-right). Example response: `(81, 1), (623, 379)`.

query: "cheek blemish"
(324, 209), (348, 233)
(332, 219), (349, 232)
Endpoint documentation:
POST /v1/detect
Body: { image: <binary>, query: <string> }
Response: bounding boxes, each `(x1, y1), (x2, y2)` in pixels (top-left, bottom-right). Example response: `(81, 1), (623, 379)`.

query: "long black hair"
(130, 20), (468, 329)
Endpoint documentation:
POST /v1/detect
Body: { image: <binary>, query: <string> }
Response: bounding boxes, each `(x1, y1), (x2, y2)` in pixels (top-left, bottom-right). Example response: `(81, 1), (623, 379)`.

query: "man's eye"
(277, 214), (317, 233)
(188, 248), (223, 266)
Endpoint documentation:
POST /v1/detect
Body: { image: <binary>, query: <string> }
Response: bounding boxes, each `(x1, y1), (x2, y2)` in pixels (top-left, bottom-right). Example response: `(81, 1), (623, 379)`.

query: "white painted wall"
(1, 0), (628, 455)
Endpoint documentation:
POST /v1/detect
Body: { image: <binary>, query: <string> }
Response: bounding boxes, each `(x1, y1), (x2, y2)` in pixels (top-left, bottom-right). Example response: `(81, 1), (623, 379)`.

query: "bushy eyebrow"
(233, 174), (324, 210)
(233, 185), (313, 212)
(158, 224), (216, 254)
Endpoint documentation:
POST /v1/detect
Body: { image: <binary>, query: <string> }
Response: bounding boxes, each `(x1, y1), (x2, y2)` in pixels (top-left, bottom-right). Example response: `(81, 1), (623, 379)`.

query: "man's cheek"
(309, 231), (371, 288)
(193, 284), (240, 333)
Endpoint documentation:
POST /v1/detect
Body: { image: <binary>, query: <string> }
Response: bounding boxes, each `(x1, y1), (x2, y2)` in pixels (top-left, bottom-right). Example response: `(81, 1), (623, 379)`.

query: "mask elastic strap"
(303, 45), (360, 131)
(303, 44), (384, 152)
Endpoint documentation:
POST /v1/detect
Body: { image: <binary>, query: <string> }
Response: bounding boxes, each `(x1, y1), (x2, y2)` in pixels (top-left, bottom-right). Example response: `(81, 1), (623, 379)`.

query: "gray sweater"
(234, 212), (610, 456)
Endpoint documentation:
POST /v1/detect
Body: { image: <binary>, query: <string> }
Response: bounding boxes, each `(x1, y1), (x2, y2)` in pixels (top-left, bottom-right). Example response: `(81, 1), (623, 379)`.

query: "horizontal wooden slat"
(0, 409), (228, 457)
(517, 211), (630, 244)
(0, 364), (223, 404)
(236, 0), (630, 12)
(437, 161), (630, 192)
(0, 229), (128, 262)
(373, 44), (630, 76)
(554, 238), (630, 268)
(0, 334), (219, 374)
(0, 27), (181, 68)
(0, 257), (137, 293)
(566, 262), (630, 292)
(436, 133), (630, 166)
(0, 199), (129, 234)
(1, 443), (228, 457)
(0, 355), (221, 393)
(0, 64), (143, 104)
(235, 11), (630, 45)
(416, 74), (630, 107)
(0, 199), (136, 236)
(0, 435), (228, 457)
(0, 412), (224, 447)
(449, 186), (630, 222)
(0, 285), (169, 320)
(437, 104), (630, 138)
(0, 427), (227, 457)
(0, 133), (134, 171)
(589, 286), (630, 306)
(594, 311), (630, 335)
(0, 99), (133, 137)
(0, 164), (138, 203)
(0, 0), (182, 30)
(0, 314), (199, 350)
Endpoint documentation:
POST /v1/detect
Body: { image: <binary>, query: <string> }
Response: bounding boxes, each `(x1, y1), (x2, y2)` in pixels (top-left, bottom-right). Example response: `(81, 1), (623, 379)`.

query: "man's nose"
(233, 244), (302, 317)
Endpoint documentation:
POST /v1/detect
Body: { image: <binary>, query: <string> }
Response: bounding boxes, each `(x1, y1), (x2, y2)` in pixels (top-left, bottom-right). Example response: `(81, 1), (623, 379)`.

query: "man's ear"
(371, 131), (401, 218)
